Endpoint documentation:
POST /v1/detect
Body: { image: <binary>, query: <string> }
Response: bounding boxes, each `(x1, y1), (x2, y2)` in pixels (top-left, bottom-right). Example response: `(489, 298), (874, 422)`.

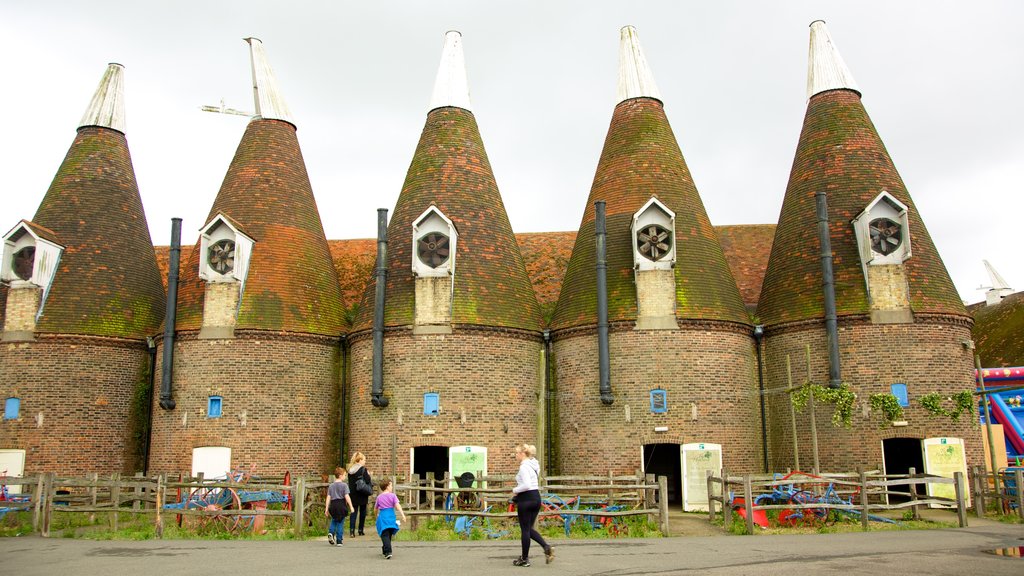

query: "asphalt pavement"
(3, 521), (1023, 576)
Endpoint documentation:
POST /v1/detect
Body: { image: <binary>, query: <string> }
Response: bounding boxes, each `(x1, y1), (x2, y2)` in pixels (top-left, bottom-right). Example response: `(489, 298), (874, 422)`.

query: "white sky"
(2, 1), (1021, 305)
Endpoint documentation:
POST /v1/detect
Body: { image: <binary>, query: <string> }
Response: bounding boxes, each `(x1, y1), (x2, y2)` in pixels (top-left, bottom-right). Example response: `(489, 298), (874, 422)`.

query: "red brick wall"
(346, 329), (543, 478)
(553, 325), (762, 475)
(762, 317), (980, 472)
(0, 336), (147, 474)
(147, 332), (341, 476)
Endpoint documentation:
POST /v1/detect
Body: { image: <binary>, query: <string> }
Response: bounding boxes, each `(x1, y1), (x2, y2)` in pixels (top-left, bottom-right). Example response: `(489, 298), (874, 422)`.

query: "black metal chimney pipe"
(159, 218), (182, 410)
(595, 201), (613, 405)
(371, 208), (390, 407)
(815, 191), (842, 388)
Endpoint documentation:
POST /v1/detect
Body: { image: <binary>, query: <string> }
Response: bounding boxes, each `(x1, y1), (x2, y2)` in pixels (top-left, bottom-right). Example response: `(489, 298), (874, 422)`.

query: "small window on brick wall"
(4, 397), (19, 420)
(890, 383), (909, 408)
(208, 396), (223, 418)
(650, 390), (667, 413)
(424, 393), (439, 416)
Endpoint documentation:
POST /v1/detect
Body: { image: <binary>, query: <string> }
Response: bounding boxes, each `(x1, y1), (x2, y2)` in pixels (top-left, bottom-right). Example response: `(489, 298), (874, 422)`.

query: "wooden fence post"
(426, 472), (435, 511)
(293, 477), (306, 536)
(657, 475), (669, 536)
(908, 467), (920, 521)
(608, 470), (614, 504)
(742, 474), (754, 535)
(89, 472), (99, 524)
(1016, 470), (1024, 520)
(111, 473), (121, 532)
(645, 473), (655, 524)
(706, 470), (715, 522)
(410, 473), (420, 531)
(32, 474), (44, 532)
(722, 469), (732, 527)
(859, 470), (869, 531)
(954, 471), (967, 528)
(41, 472), (54, 537)
(132, 472), (143, 512)
(971, 466), (984, 518)
(155, 475), (164, 539)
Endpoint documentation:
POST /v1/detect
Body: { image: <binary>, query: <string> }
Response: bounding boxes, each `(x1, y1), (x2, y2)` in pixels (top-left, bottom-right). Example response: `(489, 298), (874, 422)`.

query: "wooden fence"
(0, 472), (329, 537)
(396, 470), (670, 535)
(970, 465), (1024, 519)
(706, 468), (969, 535)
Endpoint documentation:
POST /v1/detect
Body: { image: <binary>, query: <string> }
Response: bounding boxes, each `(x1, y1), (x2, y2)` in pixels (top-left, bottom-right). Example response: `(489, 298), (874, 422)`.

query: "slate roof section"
(716, 224), (775, 312)
(28, 125), (166, 339)
(550, 97), (750, 331)
(972, 292), (1024, 367)
(352, 106), (542, 333)
(172, 119), (345, 335)
(757, 89), (966, 326)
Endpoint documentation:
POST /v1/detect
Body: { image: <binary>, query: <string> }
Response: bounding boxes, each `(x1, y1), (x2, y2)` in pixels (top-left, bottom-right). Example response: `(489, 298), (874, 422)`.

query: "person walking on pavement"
(347, 451), (372, 537)
(511, 443), (554, 567)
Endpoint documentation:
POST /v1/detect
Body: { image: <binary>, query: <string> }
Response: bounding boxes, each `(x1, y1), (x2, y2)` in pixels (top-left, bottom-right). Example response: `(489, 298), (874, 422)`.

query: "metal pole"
(815, 191), (841, 388)
(159, 218), (182, 410)
(595, 201), (613, 405)
(371, 208), (389, 407)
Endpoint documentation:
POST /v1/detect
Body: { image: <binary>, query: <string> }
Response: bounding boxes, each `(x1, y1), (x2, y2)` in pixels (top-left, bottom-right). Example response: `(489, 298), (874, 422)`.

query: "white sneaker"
(327, 533), (336, 546)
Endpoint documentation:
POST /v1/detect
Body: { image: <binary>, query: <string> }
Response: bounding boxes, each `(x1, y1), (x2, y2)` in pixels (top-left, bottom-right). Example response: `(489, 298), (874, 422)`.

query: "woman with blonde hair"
(511, 443), (553, 566)
(347, 451), (372, 537)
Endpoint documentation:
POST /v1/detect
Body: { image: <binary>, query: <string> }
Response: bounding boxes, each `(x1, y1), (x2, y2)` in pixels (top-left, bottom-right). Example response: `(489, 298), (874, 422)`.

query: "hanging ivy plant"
(869, 393), (905, 427)
(918, 391), (975, 422)
(791, 382), (857, 428)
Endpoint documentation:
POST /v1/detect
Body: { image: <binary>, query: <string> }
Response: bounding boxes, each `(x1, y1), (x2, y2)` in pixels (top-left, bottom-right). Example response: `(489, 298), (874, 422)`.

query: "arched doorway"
(412, 445), (449, 504)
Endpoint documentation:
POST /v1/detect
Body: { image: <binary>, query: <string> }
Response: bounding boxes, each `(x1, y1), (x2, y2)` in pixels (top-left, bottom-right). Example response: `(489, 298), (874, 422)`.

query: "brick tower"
(550, 27), (758, 489)
(0, 64), (166, 474)
(758, 22), (977, 472)
(347, 32), (544, 480)
(147, 39), (346, 476)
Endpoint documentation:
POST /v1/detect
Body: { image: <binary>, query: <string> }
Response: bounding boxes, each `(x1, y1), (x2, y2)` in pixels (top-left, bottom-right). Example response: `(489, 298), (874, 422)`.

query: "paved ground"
(3, 520), (1022, 576)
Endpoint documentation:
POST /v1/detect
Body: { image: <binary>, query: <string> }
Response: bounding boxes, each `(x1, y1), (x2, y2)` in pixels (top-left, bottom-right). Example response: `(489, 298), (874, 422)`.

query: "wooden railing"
(706, 468), (969, 535)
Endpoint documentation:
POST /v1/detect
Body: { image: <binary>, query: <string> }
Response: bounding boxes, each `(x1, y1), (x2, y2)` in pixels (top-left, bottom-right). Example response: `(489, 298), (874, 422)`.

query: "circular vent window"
(208, 239), (236, 275)
(636, 225), (672, 261)
(12, 246), (35, 281)
(417, 232), (450, 268)
(869, 218), (902, 256)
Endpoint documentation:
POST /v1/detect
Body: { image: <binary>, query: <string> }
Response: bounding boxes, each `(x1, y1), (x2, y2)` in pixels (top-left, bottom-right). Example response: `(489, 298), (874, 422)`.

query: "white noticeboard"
(191, 446), (231, 480)
(0, 449), (27, 495)
(681, 443), (722, 512)
(922, 437), (969, 508)
(449, 446), (487, 489)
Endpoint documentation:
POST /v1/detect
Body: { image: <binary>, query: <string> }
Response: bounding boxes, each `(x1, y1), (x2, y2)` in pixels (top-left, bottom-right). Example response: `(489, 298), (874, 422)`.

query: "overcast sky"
(2, 1), (1021, 305)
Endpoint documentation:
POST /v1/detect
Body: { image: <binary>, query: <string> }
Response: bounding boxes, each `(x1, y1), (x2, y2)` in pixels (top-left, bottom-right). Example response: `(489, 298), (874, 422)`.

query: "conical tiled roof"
(173, 41), (343, 335)
(173, 119), (345, 334)
(973, 292), (1024, 367)
(551, 28), (748, 331)
(29, 64), (165, 339)
(757, 23), (965, 326)
(353, 34), (541, 333)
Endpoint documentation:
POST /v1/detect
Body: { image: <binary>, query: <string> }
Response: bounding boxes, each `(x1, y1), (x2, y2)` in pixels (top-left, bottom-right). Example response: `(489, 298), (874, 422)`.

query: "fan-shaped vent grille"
(208, 239), (236, 275)
(869, 218), (902, 256)
(417, 232), (450, 268)
(12, 246), (35, 281)
(637, 225), (672, 261)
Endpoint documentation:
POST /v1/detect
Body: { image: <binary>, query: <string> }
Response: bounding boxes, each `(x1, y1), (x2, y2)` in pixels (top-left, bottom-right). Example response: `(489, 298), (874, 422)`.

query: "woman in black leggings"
(511, 443), (554, 567)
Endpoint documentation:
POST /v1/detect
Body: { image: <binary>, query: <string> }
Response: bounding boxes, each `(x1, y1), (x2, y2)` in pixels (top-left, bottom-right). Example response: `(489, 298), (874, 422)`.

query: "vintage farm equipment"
(164, 468), (291, 533)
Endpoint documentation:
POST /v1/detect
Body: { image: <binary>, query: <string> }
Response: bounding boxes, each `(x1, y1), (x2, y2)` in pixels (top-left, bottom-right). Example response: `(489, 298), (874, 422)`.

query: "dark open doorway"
(643, 443), (682, 506)
(882, 437), (926, 502)
(413, 445), (449, 504)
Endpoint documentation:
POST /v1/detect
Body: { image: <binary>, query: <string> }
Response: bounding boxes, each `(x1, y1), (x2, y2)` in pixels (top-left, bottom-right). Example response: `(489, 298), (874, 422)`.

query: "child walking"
(375, 479), (407, 559)
(325, 466), (354, 547)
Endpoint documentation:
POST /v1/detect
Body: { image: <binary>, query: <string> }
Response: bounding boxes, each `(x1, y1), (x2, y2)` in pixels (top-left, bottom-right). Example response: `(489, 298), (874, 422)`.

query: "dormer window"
(412, 207), (458, 278)
(12, 247), (35, 281)
(851, 192), (912, 266)
(631, 198), (676, 271)
(1, 221), (63, 289)
(199, 214), (254, 284)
